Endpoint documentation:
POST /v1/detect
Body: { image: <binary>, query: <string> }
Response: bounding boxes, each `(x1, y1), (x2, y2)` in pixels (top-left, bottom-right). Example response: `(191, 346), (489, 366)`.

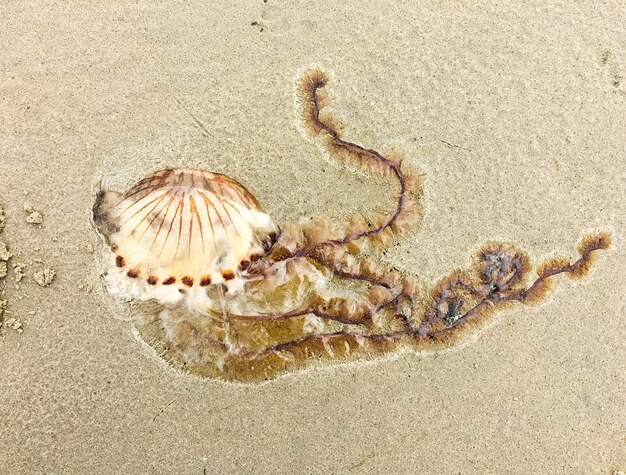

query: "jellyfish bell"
(92, 168), (280, 313)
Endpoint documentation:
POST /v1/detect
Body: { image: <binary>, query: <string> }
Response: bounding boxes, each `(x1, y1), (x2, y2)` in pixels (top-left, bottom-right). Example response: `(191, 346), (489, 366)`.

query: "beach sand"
(1, 1), (625, 473)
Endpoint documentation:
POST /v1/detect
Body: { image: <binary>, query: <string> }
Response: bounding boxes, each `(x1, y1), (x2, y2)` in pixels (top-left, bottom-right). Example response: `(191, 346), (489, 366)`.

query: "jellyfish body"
(93, 169), (280, 311)
(92, 69), (609, 382)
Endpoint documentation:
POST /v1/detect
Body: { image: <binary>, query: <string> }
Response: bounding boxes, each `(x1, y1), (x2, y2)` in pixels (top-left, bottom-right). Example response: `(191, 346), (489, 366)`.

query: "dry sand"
(1, 1), (625, 473)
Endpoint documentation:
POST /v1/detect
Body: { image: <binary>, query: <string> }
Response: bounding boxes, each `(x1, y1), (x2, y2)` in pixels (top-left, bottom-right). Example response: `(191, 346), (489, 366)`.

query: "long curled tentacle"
(416, 233), (611, 343)
(272, 70), (423, 260)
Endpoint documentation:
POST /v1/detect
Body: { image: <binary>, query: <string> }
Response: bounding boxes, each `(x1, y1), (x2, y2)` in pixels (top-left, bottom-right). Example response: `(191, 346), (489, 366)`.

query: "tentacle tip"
(579, 231), (611, 254)
(568, 231), (611, 279)
(297, 69), (330, 101)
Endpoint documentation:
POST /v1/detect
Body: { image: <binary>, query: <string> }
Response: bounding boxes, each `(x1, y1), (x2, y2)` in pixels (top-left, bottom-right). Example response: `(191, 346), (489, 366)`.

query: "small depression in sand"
(92, 69), (610, 383)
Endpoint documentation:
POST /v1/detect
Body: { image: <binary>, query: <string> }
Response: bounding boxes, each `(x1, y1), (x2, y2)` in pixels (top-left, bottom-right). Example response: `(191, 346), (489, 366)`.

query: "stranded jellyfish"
(93, 69), (610, 382)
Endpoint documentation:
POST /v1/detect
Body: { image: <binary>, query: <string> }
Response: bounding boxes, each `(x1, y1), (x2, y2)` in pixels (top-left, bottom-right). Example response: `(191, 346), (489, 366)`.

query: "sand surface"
(1, 1), (625, 473)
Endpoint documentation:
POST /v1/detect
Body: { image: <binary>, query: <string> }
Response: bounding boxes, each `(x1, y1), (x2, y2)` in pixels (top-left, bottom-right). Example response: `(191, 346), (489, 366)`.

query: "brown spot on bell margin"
(163, 276), (176, 285)
(200, 275), (212, 286)
(238, 260), (250, 271)
(127, 268), (140, 278)
(147, 275), (158, 285)
(181, 276), (194, 287)
(250, 253), (262, 262)
(221, 270), (235, 281)
(115, 255), (125, 268)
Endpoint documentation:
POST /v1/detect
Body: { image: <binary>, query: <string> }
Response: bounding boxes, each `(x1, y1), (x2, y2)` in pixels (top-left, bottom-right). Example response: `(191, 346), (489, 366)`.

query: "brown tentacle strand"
(292, 69), (422, 257)
(417, 233), (611, 343)
(227, 253), (412, 328)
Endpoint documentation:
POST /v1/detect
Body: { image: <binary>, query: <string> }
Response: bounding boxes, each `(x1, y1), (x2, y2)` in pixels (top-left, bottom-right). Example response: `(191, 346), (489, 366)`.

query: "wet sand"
(1, 1), (625, 473)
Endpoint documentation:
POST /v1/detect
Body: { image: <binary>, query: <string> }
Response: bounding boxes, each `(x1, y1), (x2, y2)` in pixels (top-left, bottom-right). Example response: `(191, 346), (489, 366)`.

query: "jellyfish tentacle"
(292, 69), (422, 258)
(225, 278), (400, 327)
(243, 243), (415, 328)
(227, 256), (414, 329)
(417, 232), (611, 342)
(511, 232), (610, 304)
(227, 230), (609, 366)
(247, 328), (408, 360)
(313, 253), (422, 333)
(226, 306), (372, 326)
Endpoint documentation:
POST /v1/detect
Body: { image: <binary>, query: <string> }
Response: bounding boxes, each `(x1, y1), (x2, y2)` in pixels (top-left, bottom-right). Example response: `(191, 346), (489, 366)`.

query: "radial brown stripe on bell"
(181, 276), (194, 287)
